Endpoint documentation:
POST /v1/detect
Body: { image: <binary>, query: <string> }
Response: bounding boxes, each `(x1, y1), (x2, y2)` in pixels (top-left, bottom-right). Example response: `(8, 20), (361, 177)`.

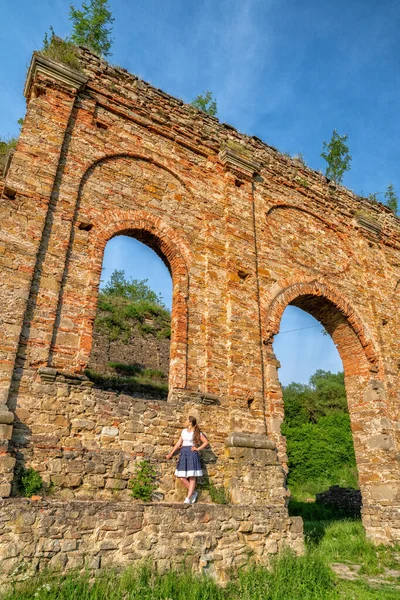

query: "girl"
(166, 416), (209, 504)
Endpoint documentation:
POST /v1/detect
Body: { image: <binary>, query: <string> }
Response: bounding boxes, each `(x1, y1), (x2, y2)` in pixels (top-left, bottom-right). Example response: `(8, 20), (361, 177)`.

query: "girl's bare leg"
(188, 477), (196, 498)
(179, 477), (190, 490)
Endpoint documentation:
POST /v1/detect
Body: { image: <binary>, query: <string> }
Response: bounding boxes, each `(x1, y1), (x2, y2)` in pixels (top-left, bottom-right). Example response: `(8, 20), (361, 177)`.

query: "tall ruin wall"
(0, 46), (399, 581)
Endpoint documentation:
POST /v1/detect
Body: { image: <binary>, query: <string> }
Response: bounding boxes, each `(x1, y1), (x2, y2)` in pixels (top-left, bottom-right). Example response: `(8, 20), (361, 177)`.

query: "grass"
(288, 465), (359, 502)
(85, 368), (168, 399)
(3, 529), (400, 600)
(1, 553), (338, 600)
(39, 36), (82, 72)
(96, 293), (171, 342)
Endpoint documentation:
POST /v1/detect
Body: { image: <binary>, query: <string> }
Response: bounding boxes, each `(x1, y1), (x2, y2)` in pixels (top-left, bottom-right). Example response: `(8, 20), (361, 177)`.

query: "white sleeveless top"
(181, 428), (198, 446)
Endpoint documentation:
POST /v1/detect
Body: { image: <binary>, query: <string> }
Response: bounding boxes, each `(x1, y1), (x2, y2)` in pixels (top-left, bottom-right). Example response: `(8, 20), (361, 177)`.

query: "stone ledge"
(24, 52), (88, 99)
(219, 147), (262, 180)
(225, 431), (275, 449)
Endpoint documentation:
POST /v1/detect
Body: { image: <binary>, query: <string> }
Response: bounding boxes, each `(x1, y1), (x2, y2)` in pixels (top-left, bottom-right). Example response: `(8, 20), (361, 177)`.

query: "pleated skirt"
(175, 446), (203, 477)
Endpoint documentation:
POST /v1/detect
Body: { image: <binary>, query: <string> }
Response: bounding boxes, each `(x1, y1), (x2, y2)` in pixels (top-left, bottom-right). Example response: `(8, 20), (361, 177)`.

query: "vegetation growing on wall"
(321, 130), (352, 184)
(191, 90), (218, 116)
(40, 28), (82, 71)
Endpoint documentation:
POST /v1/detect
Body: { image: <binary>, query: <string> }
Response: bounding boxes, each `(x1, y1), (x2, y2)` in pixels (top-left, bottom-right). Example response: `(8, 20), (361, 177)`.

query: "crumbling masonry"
(0, 48), (399, 581)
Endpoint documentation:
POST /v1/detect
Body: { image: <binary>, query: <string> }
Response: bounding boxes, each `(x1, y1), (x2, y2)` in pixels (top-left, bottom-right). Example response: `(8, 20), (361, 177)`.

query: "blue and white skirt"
(175, 446), (203, 477)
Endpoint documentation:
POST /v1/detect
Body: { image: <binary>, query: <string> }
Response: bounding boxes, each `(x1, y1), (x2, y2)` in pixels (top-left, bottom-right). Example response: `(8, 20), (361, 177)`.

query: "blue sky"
(2, 0), (399, 384)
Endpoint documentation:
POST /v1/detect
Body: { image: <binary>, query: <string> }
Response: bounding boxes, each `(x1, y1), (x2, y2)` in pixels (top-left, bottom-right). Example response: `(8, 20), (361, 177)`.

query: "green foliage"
(96, 270), (170, 342)
(385, 183), (398, 215)
(40, 28), (82, 71)
(191, 90), (217, 116)
(4, 531), (400, 599)
(69, 0), (114, 57)
(207, 481), (229, 504)
(103, 270), (165, 307)
(283, 370), (347, 427)
(0, 137), (17, 174)
(284, 413), (357, 490)
(128, 460), (157, 501)
(321, 129), (352, 184)
(282, 370), (357, 496)
(18, 467), (43, 498)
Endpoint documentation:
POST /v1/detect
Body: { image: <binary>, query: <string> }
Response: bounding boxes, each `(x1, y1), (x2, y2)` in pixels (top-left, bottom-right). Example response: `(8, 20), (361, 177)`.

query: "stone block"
(101, 426), (119, 437)
(0, 407), (14, 424)
(0, 483), (11, 497)
(225, 432), (275, 449)
(0, 424), (13, 440)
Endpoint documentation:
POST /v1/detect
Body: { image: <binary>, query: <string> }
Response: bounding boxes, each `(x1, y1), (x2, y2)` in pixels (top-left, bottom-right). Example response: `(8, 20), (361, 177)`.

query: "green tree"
(191, 90), (217, 116)
(282, 370), (357, 494)
(283, 370), (347, 426)
(321, 129), (352, 184)
(69, 0), (114, 57)
(103, 270), (165, 307)
(385, 183), (398, 215)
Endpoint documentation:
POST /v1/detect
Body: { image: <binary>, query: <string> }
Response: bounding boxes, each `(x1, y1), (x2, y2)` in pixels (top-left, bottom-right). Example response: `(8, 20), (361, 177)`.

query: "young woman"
(166, 416), (209, 504)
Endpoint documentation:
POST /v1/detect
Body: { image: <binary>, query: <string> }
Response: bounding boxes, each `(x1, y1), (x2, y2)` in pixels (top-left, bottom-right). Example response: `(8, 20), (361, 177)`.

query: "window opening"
(86, 235), (172, 399)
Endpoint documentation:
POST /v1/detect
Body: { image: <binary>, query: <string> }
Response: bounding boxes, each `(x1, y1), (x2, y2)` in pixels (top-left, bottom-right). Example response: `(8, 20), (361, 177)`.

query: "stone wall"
(0, 499), (303, 586)
(0, 44), (398, 554)
(11, 371), (286, 506)
(88, 327), (171, 378)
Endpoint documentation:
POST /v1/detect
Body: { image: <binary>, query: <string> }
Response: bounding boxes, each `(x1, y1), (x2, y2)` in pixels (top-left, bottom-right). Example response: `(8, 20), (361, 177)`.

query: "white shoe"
(190, 491), (198, 504)
(183, 497), (191, 504)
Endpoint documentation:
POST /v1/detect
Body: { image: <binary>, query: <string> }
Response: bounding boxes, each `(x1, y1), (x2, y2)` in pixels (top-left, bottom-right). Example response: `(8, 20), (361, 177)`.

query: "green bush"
(19, 467), (43, 497)
(283, 413), (357, 491)
(282, 370), (358, 497)
(208, 481), (229, 505)
(128, 460), (157, 501)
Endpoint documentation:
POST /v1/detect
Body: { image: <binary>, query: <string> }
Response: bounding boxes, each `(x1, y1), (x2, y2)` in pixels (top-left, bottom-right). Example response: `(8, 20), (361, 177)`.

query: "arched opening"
(86, 235), (173, 399)
(50, 210), (190, 394)
(262, 282), (396, 541)
(273, 305), (360, 517)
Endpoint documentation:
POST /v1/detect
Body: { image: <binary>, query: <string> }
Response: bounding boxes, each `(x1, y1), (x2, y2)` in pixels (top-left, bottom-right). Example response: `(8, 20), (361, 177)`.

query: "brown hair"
(188, 415), (201, 446)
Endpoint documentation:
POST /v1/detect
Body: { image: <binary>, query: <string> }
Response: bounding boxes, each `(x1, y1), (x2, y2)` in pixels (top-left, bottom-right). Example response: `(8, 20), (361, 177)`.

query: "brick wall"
(0, 47), (399, 551)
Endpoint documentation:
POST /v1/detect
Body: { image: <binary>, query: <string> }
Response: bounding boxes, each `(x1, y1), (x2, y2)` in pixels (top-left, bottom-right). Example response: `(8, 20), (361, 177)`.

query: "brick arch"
(264, 279), (378, 369)
(78, 209), (192, 391)
(80, 152), (194, 199)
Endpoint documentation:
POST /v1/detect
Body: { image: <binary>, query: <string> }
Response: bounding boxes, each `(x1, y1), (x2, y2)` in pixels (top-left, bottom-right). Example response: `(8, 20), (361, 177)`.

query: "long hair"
(188, 415), (201, 446)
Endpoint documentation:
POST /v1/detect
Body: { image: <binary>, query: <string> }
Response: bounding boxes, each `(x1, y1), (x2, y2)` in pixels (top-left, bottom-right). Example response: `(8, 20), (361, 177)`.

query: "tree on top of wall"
(321, 130), (352, 185)
(191, 91), (218, 116)
(69, 0), (114, 57)
(385, 183), (398, 215)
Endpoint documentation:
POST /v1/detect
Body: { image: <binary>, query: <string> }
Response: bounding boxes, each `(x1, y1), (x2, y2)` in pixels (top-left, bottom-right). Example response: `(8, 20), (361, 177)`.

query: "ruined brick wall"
(0, 48), (399, 549)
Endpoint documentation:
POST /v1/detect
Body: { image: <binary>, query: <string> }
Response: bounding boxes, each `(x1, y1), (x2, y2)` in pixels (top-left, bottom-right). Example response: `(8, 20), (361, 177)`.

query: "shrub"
(128, 460), (157, 501)
(40, 29), (82, 72)
(19, 467), (43, 497)
(208, 481), (229, 505)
